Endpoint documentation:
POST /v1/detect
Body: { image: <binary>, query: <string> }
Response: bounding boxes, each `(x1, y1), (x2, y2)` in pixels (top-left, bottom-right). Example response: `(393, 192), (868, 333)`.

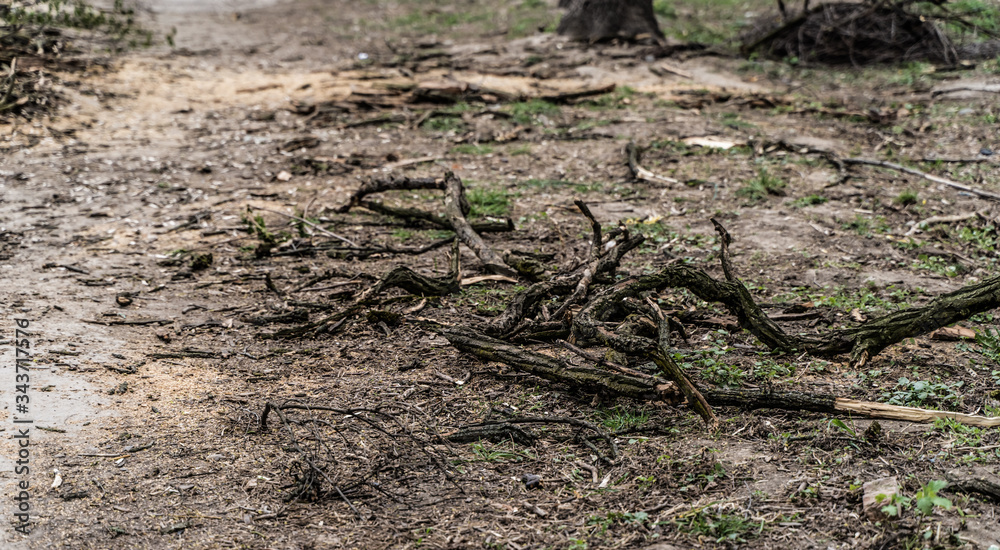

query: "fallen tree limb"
(905, 211), (985, 236)
(357, 240), (461, 302)
(945, 468), (1000, 502)
(442, 172), (517, 278)
(843, 157), (1000, 202)
(647, 297), (717, 428)
(626, 141), (679, 186)
(358, 200), (514, 234)
(448, 415), (618, 459)
(441, 326), (1000, 428)
(441, 326), (663, 400)
(485, 232), (645, 338)
(337, 174), (458, 213)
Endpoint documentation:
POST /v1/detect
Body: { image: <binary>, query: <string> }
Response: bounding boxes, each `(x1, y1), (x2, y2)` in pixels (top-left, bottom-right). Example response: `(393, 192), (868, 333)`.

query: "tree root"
(436, 216), (1000, 427)
(572, 219), (1000, 368)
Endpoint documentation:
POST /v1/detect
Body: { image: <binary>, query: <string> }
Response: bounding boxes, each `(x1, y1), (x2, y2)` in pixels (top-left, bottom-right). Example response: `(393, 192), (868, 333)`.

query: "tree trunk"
(557, 0), (665, 42)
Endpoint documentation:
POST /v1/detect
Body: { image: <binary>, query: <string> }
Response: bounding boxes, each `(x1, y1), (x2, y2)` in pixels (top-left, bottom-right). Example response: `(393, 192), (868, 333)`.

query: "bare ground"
(3, 1), (1000, 549)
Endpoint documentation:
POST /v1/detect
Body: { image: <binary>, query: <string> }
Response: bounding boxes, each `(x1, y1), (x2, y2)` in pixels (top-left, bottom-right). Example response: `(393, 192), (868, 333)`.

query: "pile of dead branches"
(273, 171), (1000, 434)
(742, 0), (998, 65)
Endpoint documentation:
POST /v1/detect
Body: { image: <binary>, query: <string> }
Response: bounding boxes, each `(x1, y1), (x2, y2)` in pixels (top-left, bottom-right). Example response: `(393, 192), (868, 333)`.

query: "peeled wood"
(834, 399), (1000, 427)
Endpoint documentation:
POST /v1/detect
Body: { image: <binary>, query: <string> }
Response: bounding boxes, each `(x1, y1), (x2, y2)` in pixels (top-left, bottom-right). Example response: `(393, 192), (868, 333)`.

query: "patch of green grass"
(586, 511), (649, 535)
(933, 418), (983, 448)
(887, 61), (935, 87)
(651, 0), (751, 44)
(391, 229), (414, 242)
(467, 187), (511, 217)
(927, 0), (1000, 39)
(583, 86), (641, 110)
(677, 335), (745, 388)
(913, 254), (963, 277)
(957, 328), (1000, 370)
(843, 215), (872, 236)
(895, 189), (919, 206)
(509, 144), (533, 156)
(469, 442), (533, 462)
(450, 144), (494, 155)
(736, 168), (785, 203)
(391, 7), (491, 35)
(421, 116), (465, 133)
(506, 0), (558, 37)
(574, 118), (612, 131)
(842, 214), (890, 237)
(243, 211), (277, 245)
(3, 0), (150, 48)
(720, 112), (755, 130)
(455, 284), (525, 315)
(750, 358), (795, 381)
(595, 405), (649, 432)
(773, 284), (916, 314)
(506, 99), (561, 126)
(630, 220), (716, 246)
(791, 194), (828, 207)
(958, 223), (998, 254)
(652, 0), (676, 18)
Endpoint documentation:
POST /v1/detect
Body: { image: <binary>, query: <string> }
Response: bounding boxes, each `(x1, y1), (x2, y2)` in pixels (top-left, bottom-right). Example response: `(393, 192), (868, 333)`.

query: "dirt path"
(3, 0), (1000, 548)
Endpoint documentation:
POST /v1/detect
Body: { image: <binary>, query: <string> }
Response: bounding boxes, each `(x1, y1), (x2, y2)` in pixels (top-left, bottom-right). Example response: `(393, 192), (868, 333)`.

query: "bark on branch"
(442, 326), (1000, 428)
(442, 172), (518, 278)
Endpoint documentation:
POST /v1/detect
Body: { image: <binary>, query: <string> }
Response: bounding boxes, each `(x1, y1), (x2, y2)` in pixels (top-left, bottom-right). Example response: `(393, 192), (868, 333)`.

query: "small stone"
(862, 476), (900, 521)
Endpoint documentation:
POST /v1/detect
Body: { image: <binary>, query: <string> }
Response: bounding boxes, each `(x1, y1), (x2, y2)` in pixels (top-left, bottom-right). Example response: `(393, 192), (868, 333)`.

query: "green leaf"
(927, 480), (949, 493)
(931, 496), (952, 509)
(830, 418), (856, 437)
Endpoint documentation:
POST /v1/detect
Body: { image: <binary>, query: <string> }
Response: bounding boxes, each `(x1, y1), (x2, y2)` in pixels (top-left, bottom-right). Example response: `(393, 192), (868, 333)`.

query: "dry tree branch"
(441, 216), (1000, 427)
(442, 172), (517, 278)
(843, 157), (1000, 202)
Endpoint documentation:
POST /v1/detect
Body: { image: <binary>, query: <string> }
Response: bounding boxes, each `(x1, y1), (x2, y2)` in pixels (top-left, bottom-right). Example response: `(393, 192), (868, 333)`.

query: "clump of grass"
(467, 187), (511, 217)
(506, 99), (560, 126)
(451, 144), (493, 155)
(791, 194), (828, 207)
(421, 116), (465, 133)
(736, 168), (785, 203)
(595, 405), (649, 432)
(584, 86), (639, 109)
(895, 189), (919, 206)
